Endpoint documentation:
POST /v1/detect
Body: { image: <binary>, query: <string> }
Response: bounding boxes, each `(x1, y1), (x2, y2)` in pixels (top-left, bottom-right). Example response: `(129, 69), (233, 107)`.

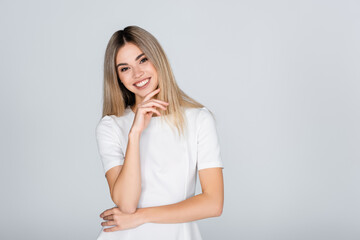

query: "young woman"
(95, 25), (224, 240)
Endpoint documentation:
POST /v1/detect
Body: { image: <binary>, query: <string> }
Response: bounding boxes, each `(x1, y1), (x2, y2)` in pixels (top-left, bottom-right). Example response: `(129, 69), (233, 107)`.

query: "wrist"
(129, 129), (142, 138)
(136, 207), (150, 224)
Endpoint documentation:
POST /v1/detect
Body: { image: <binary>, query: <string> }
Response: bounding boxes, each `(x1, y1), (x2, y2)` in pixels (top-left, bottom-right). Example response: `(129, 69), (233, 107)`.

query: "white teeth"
(135, 79), (149, 87)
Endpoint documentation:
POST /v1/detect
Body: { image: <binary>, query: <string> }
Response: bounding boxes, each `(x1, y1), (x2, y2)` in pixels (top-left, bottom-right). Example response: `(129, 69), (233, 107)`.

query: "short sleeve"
(196, 107), (224, 170)
(95, 116), (125, 176)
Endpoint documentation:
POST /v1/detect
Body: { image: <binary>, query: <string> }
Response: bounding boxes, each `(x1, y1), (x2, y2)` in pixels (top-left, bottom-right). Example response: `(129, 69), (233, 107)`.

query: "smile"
(134, 78), (150, 89)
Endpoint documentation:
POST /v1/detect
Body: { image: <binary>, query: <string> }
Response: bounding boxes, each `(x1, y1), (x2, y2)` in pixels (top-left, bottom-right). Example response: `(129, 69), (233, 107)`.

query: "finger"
(103, 226), (120, 232)
(100, 208), (115, 218)
(139, 107), (161, 116)
(100, 211), (109, 218)
(151, 99), (169, 106)
(145, 99), (169, 107)
(138, 100), (169, 111)
(141, 101), (167, 110)
(101, 220), (116, 226)
(103, 215), (114, 220)
(143, 88), (160, 102)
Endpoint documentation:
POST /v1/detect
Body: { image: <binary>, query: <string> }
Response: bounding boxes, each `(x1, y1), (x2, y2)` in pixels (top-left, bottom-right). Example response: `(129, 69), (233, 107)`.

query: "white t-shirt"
(95, 106), (224, 240)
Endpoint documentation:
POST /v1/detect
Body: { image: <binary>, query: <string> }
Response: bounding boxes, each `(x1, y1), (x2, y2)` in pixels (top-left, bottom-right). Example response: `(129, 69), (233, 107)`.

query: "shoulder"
(95, 115), (117, 136)
(96, 108), (133, 131)
(192, 107), (216, 123)
(183, 107), (217, 130)
(95, 114), (124, 134)
(184, 106), (211, 117)
(95, 115), (127, 147)
(96, 111), (133, 142)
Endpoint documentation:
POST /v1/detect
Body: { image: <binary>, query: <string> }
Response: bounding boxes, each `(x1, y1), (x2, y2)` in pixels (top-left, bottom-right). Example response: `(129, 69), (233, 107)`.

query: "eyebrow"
(116, 53), (145, 68)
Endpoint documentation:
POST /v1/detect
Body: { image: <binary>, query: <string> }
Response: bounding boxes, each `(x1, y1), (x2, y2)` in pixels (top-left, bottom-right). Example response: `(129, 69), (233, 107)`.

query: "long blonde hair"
(102, 25), (207, 137)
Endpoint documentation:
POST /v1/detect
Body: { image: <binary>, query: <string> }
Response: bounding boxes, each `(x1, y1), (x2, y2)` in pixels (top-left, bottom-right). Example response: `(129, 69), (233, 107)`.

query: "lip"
(133, 77), (151, 89)
(133, 77), (150, 86)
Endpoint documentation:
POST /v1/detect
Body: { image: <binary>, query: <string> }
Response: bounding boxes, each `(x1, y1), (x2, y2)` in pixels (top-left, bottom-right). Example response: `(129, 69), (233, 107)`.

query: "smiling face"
(115, 42), (159, 105)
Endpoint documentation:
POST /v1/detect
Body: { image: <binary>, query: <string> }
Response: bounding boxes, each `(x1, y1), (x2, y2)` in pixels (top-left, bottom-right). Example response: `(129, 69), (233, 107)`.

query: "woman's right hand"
(130, 88), (169, 134)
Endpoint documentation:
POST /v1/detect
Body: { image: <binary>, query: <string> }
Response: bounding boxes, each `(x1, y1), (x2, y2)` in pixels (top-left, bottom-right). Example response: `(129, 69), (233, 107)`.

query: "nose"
(133, 65), (144, 79)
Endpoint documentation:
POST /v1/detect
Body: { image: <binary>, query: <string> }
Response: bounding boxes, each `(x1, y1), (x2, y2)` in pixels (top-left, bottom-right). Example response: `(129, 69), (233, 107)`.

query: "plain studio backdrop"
(0, 0), (359, 239)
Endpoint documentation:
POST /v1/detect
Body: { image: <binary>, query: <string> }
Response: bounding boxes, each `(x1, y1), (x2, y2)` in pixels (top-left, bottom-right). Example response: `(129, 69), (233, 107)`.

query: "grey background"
(0, 0), (359, 239)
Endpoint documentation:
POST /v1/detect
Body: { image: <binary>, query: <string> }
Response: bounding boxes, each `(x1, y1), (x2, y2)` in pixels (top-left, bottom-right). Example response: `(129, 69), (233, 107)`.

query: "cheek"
(150, 66), (158, 78)
(118, 72), (130, 82)
(119, 77), (131, 87)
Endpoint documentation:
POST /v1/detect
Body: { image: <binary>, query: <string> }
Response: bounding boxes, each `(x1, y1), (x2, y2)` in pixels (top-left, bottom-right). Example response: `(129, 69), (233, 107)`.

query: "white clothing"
(95, 106), (224, 240)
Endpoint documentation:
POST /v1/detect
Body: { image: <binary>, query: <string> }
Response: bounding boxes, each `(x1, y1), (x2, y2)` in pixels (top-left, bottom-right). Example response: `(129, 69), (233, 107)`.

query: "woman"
(95, 25), (224, 240)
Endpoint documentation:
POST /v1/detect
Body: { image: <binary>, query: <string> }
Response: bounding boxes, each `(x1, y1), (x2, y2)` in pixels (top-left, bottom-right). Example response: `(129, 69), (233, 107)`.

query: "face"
(115, 42), (158, 105)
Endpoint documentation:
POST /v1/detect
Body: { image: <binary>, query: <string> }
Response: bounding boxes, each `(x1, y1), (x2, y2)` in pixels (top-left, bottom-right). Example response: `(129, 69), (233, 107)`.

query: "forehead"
(116, 43), (142, 63)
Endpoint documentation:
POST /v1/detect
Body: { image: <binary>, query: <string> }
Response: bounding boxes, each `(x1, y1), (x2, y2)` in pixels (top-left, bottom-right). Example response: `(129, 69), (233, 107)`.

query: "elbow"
(118, 205), (137, 214)
(206, 193), (223, 217)
(211, 198), (223, 217)
(112, 195), (138, 214)
(205, 192), (224, 217)
(213, 204), (223, 217)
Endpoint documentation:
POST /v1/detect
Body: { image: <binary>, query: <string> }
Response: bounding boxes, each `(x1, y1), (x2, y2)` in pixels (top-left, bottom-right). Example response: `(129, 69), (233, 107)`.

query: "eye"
(140, 57), (148, 63)
(120, 67), (129, 72)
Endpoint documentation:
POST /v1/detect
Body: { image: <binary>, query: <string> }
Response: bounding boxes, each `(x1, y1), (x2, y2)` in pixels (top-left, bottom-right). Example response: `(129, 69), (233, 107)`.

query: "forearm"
(138, 193), (222, 224)
(112, 130), (142, 212)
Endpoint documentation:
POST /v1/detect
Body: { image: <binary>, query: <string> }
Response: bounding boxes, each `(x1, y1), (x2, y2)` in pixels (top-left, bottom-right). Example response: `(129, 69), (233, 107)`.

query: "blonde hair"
(102, 25), (209, 137)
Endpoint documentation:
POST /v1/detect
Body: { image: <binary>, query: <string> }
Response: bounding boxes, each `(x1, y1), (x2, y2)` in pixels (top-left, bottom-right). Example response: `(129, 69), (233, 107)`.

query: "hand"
(130, 88), (169, 134)
(100, 207), (146, 232)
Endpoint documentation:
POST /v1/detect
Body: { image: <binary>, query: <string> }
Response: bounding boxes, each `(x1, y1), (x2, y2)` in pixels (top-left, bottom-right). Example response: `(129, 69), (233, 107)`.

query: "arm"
(138, 167), (224, 223)
(107, 130), (142, 214)
(103, 92), (168, 214)
(100, 167), (224, 232)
